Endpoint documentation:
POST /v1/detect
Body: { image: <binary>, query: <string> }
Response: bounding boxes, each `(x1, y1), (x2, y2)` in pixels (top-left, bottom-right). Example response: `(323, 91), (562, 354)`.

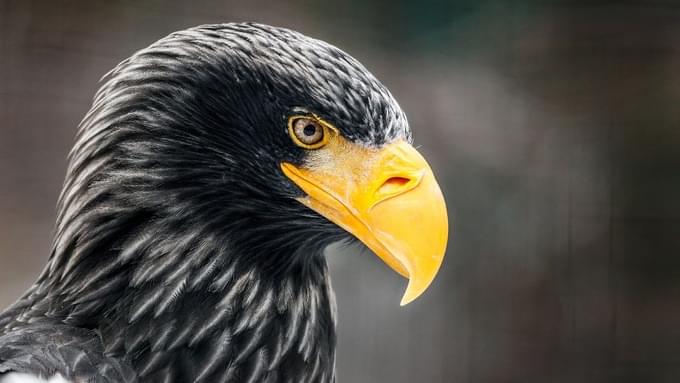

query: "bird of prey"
(0, 23), (448, 382)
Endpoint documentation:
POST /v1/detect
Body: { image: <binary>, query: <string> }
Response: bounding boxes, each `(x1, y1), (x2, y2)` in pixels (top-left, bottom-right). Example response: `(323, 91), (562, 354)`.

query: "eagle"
(0, 23), (448, 382)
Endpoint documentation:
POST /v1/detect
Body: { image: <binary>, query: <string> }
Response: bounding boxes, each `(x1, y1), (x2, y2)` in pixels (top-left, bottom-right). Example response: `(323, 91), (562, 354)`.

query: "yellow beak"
(281, 139), (448, 305)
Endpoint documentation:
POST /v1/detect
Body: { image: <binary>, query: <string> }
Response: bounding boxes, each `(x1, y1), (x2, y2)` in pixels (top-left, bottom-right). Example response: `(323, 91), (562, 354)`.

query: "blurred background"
(1, 0), (680, 382)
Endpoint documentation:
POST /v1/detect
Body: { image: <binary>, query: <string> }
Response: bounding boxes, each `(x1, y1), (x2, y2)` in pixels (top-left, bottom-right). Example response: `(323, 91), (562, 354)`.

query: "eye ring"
(287, 115), (334, 149)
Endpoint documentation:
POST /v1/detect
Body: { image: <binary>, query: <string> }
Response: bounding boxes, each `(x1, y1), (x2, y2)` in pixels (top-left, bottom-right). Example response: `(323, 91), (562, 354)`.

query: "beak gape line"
(282, 137), (448, 305)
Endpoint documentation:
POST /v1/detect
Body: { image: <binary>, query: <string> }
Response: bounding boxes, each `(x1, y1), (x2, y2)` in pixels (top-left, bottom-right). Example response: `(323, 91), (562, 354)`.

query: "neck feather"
(13, 212), (338, 382)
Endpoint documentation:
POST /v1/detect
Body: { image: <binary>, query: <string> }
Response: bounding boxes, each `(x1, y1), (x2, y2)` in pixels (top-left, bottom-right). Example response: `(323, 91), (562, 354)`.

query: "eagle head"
(51, 23), (448, 310)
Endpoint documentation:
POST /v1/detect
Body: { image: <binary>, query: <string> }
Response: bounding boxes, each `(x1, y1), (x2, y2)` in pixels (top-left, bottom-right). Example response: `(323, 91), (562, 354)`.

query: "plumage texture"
(0, 23), (410, 382)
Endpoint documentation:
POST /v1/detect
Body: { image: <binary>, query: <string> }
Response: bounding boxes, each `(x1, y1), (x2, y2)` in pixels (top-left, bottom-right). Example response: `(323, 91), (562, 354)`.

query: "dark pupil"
(303, 124), (317, 136)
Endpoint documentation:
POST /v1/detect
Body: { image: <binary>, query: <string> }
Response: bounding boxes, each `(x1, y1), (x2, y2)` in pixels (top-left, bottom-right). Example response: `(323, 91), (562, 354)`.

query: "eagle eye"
(288, 116), (333, 149)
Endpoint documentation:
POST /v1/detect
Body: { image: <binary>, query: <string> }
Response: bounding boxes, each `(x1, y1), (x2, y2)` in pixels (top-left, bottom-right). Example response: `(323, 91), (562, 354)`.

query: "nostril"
(378, 176), (411, 194)
(386, 176), (410, 186)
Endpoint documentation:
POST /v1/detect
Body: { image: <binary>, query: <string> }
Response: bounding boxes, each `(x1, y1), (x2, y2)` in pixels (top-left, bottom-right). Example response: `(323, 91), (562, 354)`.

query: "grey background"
(2, 1), (680, 382)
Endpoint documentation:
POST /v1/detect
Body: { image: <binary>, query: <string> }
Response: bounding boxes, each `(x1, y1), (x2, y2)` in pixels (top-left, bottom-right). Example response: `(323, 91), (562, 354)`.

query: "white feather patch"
(0, 373), (71, 383)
